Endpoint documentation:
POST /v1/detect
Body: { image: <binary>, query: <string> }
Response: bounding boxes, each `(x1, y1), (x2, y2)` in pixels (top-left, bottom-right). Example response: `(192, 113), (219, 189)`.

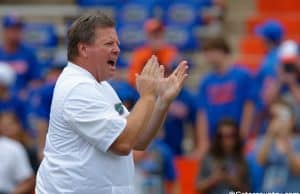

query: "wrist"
(157, 97), (171, 109)
(140, 94), (156, 101)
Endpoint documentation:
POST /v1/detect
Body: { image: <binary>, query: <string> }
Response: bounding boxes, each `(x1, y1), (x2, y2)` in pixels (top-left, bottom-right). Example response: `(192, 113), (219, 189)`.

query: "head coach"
(35, 11), (188, 194)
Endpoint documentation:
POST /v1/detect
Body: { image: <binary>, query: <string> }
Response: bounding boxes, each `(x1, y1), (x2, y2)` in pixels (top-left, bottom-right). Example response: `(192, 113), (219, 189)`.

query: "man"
(0, 14), (41, 93)
(128, 18), (178, 86)
(255, 21), (284, 107)
(35, 12), (188, 194)
(194, 37), (255, 159)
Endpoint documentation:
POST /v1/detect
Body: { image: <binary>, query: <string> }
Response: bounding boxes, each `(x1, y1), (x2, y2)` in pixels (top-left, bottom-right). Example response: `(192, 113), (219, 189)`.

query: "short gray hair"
(67, 11), (115, 61)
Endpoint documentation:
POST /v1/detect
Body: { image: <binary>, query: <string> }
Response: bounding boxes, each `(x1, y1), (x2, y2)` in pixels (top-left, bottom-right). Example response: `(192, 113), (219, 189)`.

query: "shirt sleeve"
(63, 83), (127, 152)
(13, 143), (33, 183)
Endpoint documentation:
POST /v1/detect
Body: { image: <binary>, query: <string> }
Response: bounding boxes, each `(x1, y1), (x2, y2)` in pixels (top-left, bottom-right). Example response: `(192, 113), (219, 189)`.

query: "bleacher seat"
(23, 23), (58, 48)
(165, 24), (198, 51)
(164, 1), (199, 27)
(76, 0), (120, 7)
(23, 23), (58, 73)
(246, 16), (300, 37)
(256, 0), (300, 14)
(174, 157), (199, 194)
(117, 24), (146, 50)
(116, 1), (154, 25)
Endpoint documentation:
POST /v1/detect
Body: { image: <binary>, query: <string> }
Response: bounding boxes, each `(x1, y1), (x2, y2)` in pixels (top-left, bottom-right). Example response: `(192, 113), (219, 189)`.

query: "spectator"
(253, 40), (300, 135)
(277, 40), (300, 129)
(0, 14), (41, 94)
(256, 21), (284, 107)
(0, 111), (39, 172)
(196, 119), (250, 194)
(128, 18), (178, 86)
(109, 63), (139, 111)
(194, 37), (256, 159)
(0, 62), (28, 130)
(0, 113), (35, 194)
(31, 51), (66, 161)
(256, 98), (300, 192)
(0, 62), (17, 112)
(134, 135), (179, 194)
(162, 65), (196, 155)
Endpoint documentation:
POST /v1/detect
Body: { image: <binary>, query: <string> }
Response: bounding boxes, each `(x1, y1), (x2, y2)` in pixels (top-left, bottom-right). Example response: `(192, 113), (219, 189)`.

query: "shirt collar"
(67, 61), (96, 81)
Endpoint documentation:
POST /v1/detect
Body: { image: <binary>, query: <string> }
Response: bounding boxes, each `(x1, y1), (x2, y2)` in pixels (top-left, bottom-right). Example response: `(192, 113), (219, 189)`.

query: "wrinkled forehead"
(94, 27), (120, 43)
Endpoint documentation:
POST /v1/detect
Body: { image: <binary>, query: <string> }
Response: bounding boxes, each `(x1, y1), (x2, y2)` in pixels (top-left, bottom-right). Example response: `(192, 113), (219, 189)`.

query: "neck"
(215, 61), (231, 75)
(71, 58), (100, 82)
(4, 41), (18, 53)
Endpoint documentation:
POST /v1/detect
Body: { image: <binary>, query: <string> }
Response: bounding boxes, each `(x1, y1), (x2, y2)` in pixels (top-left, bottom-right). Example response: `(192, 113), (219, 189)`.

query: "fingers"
(141, 55), (155, 75)
(141, 55), (161, 78)
(159, 65), (165, 78)
(177, 60), (188, 78)
(176, 60), (189, 88)
(151, 55), (160, 77)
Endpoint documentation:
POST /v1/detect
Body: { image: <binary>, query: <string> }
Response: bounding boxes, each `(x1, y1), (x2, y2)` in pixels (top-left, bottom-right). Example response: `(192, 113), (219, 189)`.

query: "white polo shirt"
(36, 62), (135, 194)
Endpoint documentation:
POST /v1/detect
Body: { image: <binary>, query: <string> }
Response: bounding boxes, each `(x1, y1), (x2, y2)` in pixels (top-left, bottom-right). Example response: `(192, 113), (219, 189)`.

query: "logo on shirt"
(114, 103), (124, 115)
(208, 82), (236, 105)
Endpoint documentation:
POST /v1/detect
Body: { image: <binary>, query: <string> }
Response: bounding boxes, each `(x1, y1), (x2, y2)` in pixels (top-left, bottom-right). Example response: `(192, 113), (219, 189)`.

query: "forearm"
(240, 101), (255, 140)
(110, 95), (155, 154)
(195, 111), (210, 157)
(257, 135), (273, 165)
(134, 97), (170, 150)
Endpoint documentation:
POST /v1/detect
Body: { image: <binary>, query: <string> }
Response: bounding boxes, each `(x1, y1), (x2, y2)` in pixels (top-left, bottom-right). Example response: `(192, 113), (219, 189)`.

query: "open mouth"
(107, 60), (115, 67)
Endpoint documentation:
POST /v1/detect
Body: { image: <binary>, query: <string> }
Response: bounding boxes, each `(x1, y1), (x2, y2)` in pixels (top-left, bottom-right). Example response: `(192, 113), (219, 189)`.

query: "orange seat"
(239, 36), (266, 56)
(174, 157), (200, 194)
(236, 54), (264, 74)
(257, 0), (300, 14)
(246, 15), (300, 36)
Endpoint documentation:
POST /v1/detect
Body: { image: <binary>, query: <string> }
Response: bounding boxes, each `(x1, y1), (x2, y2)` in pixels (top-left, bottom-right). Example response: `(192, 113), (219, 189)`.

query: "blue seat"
(116, 1), (154, 25)
(23, 23), (58, 48)
(165, 24), (197, 51)
(164, 1), (200, 27)
(117, 24), (146, 50)
(76, 0), (120, 6)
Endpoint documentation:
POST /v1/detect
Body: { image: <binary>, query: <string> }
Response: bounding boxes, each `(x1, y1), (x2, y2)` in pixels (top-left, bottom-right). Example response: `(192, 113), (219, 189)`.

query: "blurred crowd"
(1, 0), (300, 194)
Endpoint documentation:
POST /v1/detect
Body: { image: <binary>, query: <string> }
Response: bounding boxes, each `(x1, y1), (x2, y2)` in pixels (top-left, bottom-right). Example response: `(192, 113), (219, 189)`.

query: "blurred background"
(1, 0), (300, 194)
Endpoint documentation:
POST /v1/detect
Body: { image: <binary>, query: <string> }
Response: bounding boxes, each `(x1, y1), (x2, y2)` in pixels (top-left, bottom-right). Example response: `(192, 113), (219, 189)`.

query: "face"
(82, 27), (120, 81)
(147, 31), (164, 50)
(270, 103), (294, 131)
(3, 27), (23, 46)
(203, 49), (228, 70)
(0, 113), (22, 140)
(219, 125), (236, 151)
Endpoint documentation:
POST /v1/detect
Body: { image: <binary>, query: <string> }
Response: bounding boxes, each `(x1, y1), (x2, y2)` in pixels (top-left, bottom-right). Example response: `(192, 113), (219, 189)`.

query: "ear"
(77, 42), (88, 58)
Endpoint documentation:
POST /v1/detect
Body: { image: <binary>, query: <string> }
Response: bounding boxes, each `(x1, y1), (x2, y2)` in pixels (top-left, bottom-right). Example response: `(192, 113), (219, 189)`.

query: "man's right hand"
(135, 55), (160, 98)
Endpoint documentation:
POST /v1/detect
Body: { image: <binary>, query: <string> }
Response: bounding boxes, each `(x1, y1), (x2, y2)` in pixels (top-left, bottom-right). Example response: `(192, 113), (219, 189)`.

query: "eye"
(105, 42), (114, 46)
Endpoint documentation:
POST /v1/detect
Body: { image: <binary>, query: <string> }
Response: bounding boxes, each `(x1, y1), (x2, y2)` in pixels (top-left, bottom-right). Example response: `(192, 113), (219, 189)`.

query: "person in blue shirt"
(194, 37), (256, 159)
(255, 20), (284, 109)
(134, 137), (178, 194)
(0, 14), (41, 94)
(0, 62), (27, 131)
(163, 87), (196, 155)
(30, 53), (66, 161)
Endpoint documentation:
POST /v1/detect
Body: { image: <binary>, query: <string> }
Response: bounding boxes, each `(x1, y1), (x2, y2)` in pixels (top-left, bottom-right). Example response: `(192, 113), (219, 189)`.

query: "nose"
(112, 44), (120, 56)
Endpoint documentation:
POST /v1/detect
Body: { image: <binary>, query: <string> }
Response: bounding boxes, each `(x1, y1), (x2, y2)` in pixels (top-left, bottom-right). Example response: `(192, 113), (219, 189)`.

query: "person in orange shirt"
(128, 18), (178, 86)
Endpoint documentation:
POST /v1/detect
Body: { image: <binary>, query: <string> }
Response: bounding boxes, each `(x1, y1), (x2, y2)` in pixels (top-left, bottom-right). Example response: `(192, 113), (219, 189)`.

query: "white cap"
(0, 62), (16, 87)
(278, 40), (299, 62)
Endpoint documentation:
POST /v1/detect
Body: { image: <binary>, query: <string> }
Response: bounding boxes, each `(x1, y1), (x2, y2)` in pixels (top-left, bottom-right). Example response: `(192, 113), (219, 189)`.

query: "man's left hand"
(157, 60), (188, 104)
